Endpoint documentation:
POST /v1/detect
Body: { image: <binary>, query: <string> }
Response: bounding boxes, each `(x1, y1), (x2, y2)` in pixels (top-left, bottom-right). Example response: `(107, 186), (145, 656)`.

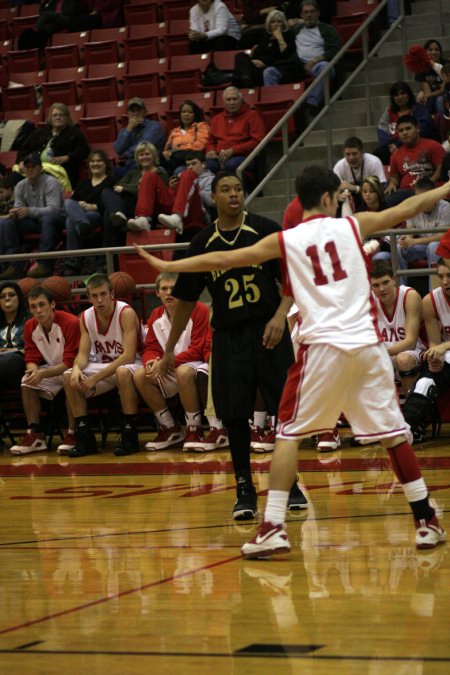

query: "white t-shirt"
(333, 152), (386, 185)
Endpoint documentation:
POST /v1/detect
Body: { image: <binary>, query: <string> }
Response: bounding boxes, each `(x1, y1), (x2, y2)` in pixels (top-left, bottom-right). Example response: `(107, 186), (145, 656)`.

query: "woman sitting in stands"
(0, 281), (28, 392)
(375, 81), (438, 165)
(102, 142), (169, 245)
(15, 102), (90, 190)
(189, 0), (241, 54)
(233, 10), (295, 88)
(63, 149), (116, 276)
(162, 100), (210, 176)
(415, 39), (447, 115)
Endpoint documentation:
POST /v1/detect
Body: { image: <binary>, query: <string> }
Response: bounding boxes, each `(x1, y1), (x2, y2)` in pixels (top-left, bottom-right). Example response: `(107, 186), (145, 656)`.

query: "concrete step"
(304, 125), (378, 146)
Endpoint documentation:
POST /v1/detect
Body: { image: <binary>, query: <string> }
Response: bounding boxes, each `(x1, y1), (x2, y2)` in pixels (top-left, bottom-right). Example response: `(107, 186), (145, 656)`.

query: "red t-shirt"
(389, 138), (445, 189)
(282, 196), (304, 230)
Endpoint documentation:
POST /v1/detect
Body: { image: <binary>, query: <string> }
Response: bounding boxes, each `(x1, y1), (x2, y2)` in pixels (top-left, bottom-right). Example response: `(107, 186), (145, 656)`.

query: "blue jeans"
(0, 212), (63, 271)
(101, 188), (137, 248)
(396, 241), (440, 288)
(263, 61), (334, 108)
(64, 198), (102, 269)
(205, 156), (247, 174)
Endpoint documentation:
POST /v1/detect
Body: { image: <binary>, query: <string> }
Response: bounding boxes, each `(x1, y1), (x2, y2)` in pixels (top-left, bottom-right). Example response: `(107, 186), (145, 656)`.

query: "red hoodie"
(206, 102), (265, 156)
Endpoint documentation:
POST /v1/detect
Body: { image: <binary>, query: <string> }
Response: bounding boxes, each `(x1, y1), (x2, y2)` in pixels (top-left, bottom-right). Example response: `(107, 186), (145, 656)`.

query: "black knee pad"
(397, 365), (420, 378)
(403, 392), (432, 427)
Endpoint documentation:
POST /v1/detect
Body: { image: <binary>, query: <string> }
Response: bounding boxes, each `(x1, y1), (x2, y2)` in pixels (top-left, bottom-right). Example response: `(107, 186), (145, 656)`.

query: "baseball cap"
(23, 151), (42, 166)
(127, 97), (146, 110)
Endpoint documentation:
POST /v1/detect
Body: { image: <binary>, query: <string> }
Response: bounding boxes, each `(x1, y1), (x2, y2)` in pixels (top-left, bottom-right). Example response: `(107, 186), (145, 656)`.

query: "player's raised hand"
(133, 243), (168, 271)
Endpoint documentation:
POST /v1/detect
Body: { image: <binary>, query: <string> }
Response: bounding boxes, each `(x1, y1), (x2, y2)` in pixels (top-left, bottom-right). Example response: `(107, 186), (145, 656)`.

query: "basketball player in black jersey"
(137, 172), (307, 519)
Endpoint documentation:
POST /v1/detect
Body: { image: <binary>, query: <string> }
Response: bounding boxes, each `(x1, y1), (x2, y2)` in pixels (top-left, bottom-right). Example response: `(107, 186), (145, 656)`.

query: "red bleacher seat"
(128, 22), (166, 39)
(123, 71), (160, 99)
(3, 107), (42, 124)
(169, 19), (189, 34)
(254, 100), (297, 141)
(124, 2), (159, 25)
(127, 58), (167, 78)
(45, 44), (80, 68)
(164, 68), (202, 97)
(41, 79), (79, 108)
(336, 0), (379, 14)
(18, 3), (40, 17)
(161, 0), (192, 22)
(51, 31), (89, 48)
(83, 40), (120, 66)
(123, 35), (159, 61)
(11, 14), (38, 40)
(259, 82), (305, 103)
(120, 96), (171, 122)
(2, 84), (36, 112)
(79, 115), (118, 143)
(47, 65), (86, 83)
(89, 26), (128, 43)
(6, 48), (40, 74)
(171, 90), (215, 114)
(81, 76), (119, 103)
(169, 53), (210, 72)
(85, 101), (126, 119)
(119, 229), (175, 285)
(162, 35), (189, 57)
(9, 69), (46, 87)
(0, 18), (9, 40)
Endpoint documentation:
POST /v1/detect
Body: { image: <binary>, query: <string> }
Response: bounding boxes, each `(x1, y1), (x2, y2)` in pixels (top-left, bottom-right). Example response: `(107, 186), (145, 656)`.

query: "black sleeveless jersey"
(172, 212), (283, 330)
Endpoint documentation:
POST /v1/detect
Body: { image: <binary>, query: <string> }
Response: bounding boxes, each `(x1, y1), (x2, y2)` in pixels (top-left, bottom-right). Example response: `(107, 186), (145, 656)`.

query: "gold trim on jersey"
(205, 212), (259, 248)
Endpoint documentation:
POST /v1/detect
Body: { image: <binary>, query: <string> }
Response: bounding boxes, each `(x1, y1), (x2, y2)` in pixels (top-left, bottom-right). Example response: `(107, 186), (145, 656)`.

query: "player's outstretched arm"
(357, 180), (450, 238)
(133, 233), (282, 274)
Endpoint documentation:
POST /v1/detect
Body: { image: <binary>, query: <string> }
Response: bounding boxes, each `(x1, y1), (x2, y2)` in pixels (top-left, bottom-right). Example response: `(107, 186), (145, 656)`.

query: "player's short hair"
(211, 171), (242, 194)
(295, 165), (340, 209)
(343, 136), (363, 151)
(414, 176), (435, 191)
(28, 286), (54, 303)
(156, 272), (178, 291)
(370, 260), (394, 279)
(396, 114), (417, 128)
(86, 274), (113, 292)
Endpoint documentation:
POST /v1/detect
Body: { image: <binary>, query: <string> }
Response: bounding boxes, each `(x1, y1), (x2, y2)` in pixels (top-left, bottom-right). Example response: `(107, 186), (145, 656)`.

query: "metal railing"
(237, 0), (446, 208)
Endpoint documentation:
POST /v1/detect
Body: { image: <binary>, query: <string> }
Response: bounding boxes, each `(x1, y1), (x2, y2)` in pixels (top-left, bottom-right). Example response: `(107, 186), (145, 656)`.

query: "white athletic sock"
(402, 477), (428, 503)
(253, 411), (266, 429)
(155, 408), (174, 428)
(185, 411), (201, 427)
(264, 490), (290, 525)
(207, 415), (223, 429)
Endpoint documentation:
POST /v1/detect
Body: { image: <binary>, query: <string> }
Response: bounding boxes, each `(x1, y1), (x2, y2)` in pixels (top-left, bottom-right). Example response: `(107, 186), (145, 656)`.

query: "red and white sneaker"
(192, 427), (229, 452)
(317, 428), (341, 451)
(145, 425), (185, 451)
(10, 430), (48, 455)
(250, 427), (275, 453)
(182, 426), (204, 452)
(57, 431), (76, 455)
(241, 521), (291, 559)
(415, 516), (447, 549)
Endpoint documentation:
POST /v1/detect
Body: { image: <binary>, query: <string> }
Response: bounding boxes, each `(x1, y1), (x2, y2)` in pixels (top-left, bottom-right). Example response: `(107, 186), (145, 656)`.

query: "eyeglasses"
(0, 292), (17, 300)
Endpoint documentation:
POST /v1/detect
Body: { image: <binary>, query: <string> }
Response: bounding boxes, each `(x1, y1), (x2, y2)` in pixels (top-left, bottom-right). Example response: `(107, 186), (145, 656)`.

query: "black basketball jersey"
(172, 212), (283, 330)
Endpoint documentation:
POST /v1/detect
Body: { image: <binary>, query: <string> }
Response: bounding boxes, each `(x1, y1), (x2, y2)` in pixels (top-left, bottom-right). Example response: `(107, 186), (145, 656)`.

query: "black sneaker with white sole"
(233, 477), (257, 520)
(287, 480), (308, 510)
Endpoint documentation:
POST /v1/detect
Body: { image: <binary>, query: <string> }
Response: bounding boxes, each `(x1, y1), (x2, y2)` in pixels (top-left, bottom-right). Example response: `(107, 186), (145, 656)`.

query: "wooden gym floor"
(0, 427), (449, 674)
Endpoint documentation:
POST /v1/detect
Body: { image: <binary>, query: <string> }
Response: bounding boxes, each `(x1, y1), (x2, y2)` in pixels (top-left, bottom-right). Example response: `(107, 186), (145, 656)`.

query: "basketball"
(17, 277), (40, 298)
(109, 271), (136, 297)
(42, 276), (72, 302)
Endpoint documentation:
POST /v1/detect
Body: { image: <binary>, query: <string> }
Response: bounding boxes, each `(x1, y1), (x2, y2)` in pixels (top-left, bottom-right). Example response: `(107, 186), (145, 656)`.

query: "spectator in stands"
(0, 152), (65, 281)
(375, 81), (438, 165)
(134, 271), (228, 453)
(415, 39), (446, 115)
(188, 0), (241, 54)
(233, 10), (295, 88)
(18, 1), (99, 49)
(262, 1), (340, 118)
(205, 87), (265, 174)
(0, 281), (28, 392)
(403, 259), (450, 443)
(89, 0), (123, 28)
(9, 286), (80, 456)
(16, 103), (90, 190)
(370, 261), (424, 396)
(162, 100), (210, 177)
(396, 177), (450, 286)
(360, 176), (392, 260)
(62, 273), (143, 457)
(62, 149), (116, 276)
(285, 0), (336, 25)
(239, 1), (284, 48)
(157, 151), (215, 240)
(0, 178), (14, 217)
(102, 142), (169, 248)
(333, 136), (386, 211)
(113, 98), (165, 178)
(385, 115), (446, 196)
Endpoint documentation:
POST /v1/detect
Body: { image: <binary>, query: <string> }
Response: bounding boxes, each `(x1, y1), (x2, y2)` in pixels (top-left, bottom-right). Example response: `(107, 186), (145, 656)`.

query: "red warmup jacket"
(206, 103), (266, 156)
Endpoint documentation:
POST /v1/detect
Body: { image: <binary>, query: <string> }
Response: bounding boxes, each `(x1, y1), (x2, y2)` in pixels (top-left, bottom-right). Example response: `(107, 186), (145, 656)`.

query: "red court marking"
(1, 456), (449, 477)
(0, 554), (242, 637)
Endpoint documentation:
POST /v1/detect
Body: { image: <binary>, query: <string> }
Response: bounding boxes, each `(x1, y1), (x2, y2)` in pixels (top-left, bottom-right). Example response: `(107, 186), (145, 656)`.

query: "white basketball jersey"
(83, 300), (130, 364)
(430, 286), (450, 341)
(374, 285), (424, 350)
(280, 215), (380, 350)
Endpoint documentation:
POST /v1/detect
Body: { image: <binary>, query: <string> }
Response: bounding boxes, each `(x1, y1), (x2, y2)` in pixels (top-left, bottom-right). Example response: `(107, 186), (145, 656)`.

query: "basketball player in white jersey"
(403, 260), (450, 442)
(134, 165), (449, 555)
(370, 260), (424, 395)
(63, 274), (143, 458)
